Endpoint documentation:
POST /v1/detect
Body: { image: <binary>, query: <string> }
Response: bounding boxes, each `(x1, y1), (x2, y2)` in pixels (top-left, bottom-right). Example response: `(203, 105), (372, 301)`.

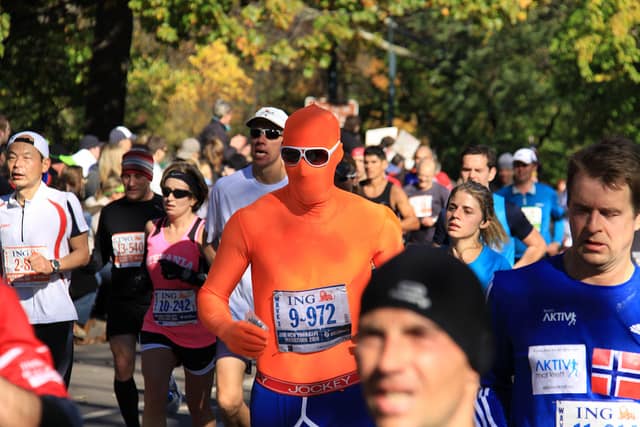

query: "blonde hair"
(447, 181), (508, 248)
(98, 144), (125, 184)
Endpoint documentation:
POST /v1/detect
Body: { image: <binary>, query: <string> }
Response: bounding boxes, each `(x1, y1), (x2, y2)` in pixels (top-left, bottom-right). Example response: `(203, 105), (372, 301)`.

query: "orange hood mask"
(282, 105), (343, 206)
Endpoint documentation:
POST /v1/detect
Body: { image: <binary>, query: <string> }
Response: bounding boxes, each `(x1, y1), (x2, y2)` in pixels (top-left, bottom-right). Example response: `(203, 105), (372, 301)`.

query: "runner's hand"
(159, 259), (182, 280)
(27, 252), (52, 274)
(220, 320), (268, 358)
(159, 259), (205, 287)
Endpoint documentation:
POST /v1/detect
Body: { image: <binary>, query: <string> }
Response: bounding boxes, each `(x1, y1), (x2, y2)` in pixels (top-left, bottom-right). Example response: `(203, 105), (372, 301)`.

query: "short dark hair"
(364, 145), (386, 161)
(146, 136), (167, 155)
(161, 161), (208, 212)
(567, 136), (640, 213)
(460, 145), (496, 169)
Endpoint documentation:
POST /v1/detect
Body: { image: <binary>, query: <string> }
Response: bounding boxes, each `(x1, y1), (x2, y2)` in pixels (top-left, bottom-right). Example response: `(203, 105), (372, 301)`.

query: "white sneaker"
(167, 374), (182, 414)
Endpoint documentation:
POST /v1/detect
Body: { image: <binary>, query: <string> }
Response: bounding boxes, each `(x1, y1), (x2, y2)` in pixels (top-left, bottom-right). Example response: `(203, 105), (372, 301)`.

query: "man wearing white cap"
(0, 131), (90, 386)
(496, 147), (565, 260)
(205, 106), (288, 427)
(109, 125), (136, 152)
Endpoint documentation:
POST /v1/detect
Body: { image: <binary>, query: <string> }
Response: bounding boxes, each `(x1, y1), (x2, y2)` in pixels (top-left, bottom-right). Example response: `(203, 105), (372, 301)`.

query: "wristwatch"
(50, 259), (61, 273)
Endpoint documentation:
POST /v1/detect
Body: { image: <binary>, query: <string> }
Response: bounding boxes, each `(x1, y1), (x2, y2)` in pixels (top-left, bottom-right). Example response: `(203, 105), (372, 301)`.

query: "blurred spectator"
(493, 152), (514, 191)
(98, 143), (125, 186)
(230, 134), (251, 161)
(198, 98), (233, 156)
(0, 113), (11, 170)
(340, 115), (362, 155)
(359, 145), (420, 233)
(351, 146), (366, 182)
(496, 147), (565, 258)
(222, 153), (250, 177)
(405, 144), (453, 190)
(147, 136), (168, 195)
(57, 165), (86, 202)
(334, 154), (359, 193)
(108, 126), (136, 152)
(71, 135), (103, 178)
(403, 158), (450, 246)
(202, 138), (225, 183)
(176, 137), (201, 164)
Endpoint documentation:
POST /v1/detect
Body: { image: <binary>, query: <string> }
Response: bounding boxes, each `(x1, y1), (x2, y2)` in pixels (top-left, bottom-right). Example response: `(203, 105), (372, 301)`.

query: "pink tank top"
(142, 216), (216, 348)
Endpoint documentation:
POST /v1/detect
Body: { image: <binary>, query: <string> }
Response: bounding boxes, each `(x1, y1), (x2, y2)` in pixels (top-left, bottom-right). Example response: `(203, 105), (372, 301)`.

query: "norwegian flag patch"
(592, 348), (640, 400)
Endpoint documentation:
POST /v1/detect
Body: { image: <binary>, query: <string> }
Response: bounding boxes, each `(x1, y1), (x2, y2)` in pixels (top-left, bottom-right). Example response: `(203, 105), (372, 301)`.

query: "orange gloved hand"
(220, 320), (269, 358)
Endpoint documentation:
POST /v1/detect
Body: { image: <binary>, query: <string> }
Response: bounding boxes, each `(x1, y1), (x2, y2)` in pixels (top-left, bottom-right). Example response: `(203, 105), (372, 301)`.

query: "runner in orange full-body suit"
(198, 104), (403, 426)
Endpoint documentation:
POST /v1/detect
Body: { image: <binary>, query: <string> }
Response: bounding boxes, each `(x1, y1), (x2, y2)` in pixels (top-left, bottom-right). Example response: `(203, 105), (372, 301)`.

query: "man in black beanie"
(356, 246), (493, 427)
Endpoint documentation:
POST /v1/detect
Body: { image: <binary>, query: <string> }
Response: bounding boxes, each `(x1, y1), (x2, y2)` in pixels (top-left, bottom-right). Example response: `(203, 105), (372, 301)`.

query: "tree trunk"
(85, 0), (133, 140)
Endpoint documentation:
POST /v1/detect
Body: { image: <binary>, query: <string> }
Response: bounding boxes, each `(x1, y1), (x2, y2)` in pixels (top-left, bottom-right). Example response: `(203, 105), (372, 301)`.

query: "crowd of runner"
(0, 102), (639, 427)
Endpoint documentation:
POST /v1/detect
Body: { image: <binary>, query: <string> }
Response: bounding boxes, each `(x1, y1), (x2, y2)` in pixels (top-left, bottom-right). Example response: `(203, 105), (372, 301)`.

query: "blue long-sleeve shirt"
(476, 256), (640, 426)
(497, 182), (564, 259)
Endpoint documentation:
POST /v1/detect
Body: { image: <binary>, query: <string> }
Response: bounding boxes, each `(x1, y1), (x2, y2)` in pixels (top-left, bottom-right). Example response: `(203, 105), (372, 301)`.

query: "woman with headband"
(140, 161), (216, 427)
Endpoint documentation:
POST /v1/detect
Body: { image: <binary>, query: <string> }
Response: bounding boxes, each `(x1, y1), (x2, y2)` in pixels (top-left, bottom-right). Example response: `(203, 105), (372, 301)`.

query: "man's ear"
(488, 166), (497, 183)
(41, 157), (51, 174)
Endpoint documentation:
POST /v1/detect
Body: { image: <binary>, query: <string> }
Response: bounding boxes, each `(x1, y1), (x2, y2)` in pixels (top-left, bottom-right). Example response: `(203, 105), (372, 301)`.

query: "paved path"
(69, 341), (253, 426)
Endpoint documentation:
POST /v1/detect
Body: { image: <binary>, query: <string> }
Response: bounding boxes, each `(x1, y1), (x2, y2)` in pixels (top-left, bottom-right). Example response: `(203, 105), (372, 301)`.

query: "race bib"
(152, 289), (197, 326)
(2, 245), (50, 286)
(409, 195), (433, 218)
(529, 344), (587, 395)
(112, 232), (145, 268)
(273, 285), (352, 353)
(521, 206), (543, 231)
(556, 400), (640, 427)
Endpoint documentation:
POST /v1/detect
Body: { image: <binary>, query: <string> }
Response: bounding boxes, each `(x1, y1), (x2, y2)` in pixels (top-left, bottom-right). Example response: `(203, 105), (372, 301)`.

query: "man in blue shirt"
(477, 137), (640, 426)
(496, 147), (565, 261)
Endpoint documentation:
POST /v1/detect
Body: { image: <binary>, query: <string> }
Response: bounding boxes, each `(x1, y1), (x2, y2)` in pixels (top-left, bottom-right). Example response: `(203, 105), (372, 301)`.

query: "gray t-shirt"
(206, 165), (288, 320)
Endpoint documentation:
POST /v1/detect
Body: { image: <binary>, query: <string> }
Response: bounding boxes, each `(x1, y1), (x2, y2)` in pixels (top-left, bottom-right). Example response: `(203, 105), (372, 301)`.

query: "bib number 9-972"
(288, 303), (336, 328)
(273, 285), (351, 353)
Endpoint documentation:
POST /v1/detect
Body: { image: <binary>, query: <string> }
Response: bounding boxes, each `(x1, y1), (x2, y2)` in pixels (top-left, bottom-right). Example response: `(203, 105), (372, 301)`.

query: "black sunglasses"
(161, 187), (192, 199)
(250, 128), (282, 140)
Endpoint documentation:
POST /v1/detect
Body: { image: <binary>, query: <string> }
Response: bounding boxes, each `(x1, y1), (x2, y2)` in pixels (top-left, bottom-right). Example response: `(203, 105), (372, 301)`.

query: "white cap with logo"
(8, 131), (49, 158)
(246, 107), (288, 129)
(513, 148), (538, 165)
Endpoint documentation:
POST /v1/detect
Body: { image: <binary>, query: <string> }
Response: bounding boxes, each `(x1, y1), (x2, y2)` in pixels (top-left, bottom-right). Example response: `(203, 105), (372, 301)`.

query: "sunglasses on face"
(161, 187), (192, 199)
(280, 141), (341, 168)
(250, 128), (283, 140)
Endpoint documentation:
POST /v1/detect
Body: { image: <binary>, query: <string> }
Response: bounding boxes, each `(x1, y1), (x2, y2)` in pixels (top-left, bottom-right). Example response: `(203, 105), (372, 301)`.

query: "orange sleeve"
(198, 212), (251, 337)
(372, 207), (404, 268)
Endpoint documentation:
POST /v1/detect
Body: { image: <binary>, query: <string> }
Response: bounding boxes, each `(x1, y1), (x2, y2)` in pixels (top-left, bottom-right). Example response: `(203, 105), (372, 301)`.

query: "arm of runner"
(504, 201), (545, 268)
(26, 232), (89, 274)
(0, 284), (82, 427)
(514, 229), (546, 268)
(0, 380), (81, 427)
(391, 185), (420, 232)
(198, 212), (268, 358)
(0, 377), (42, 427)
(371, 208), (404, 269)
(476, 280), (511, 427)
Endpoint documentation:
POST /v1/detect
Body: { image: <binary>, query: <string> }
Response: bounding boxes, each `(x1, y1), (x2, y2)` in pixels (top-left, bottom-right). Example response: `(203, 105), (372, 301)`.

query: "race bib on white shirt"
(556, 400), (640, 427)
(112, 232), (145, 268)
(152, 289), (197, 326)
(2, 245), (49, 286)
(409, 195), (433, 218)
(529, 344), (587, 395)
(273, 285), (352, 353)
(521, 206), (543, 231)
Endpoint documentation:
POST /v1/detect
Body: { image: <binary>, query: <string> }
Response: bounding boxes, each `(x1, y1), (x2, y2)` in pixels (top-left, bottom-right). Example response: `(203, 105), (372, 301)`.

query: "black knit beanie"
(360, 246), (494, 375)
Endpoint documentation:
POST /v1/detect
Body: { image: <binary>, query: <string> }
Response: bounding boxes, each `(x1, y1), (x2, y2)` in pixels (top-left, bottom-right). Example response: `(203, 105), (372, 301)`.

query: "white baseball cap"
(8, 131), (49, 158)
(513, 148), (538, 165)
(246, 107), (288, 129)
